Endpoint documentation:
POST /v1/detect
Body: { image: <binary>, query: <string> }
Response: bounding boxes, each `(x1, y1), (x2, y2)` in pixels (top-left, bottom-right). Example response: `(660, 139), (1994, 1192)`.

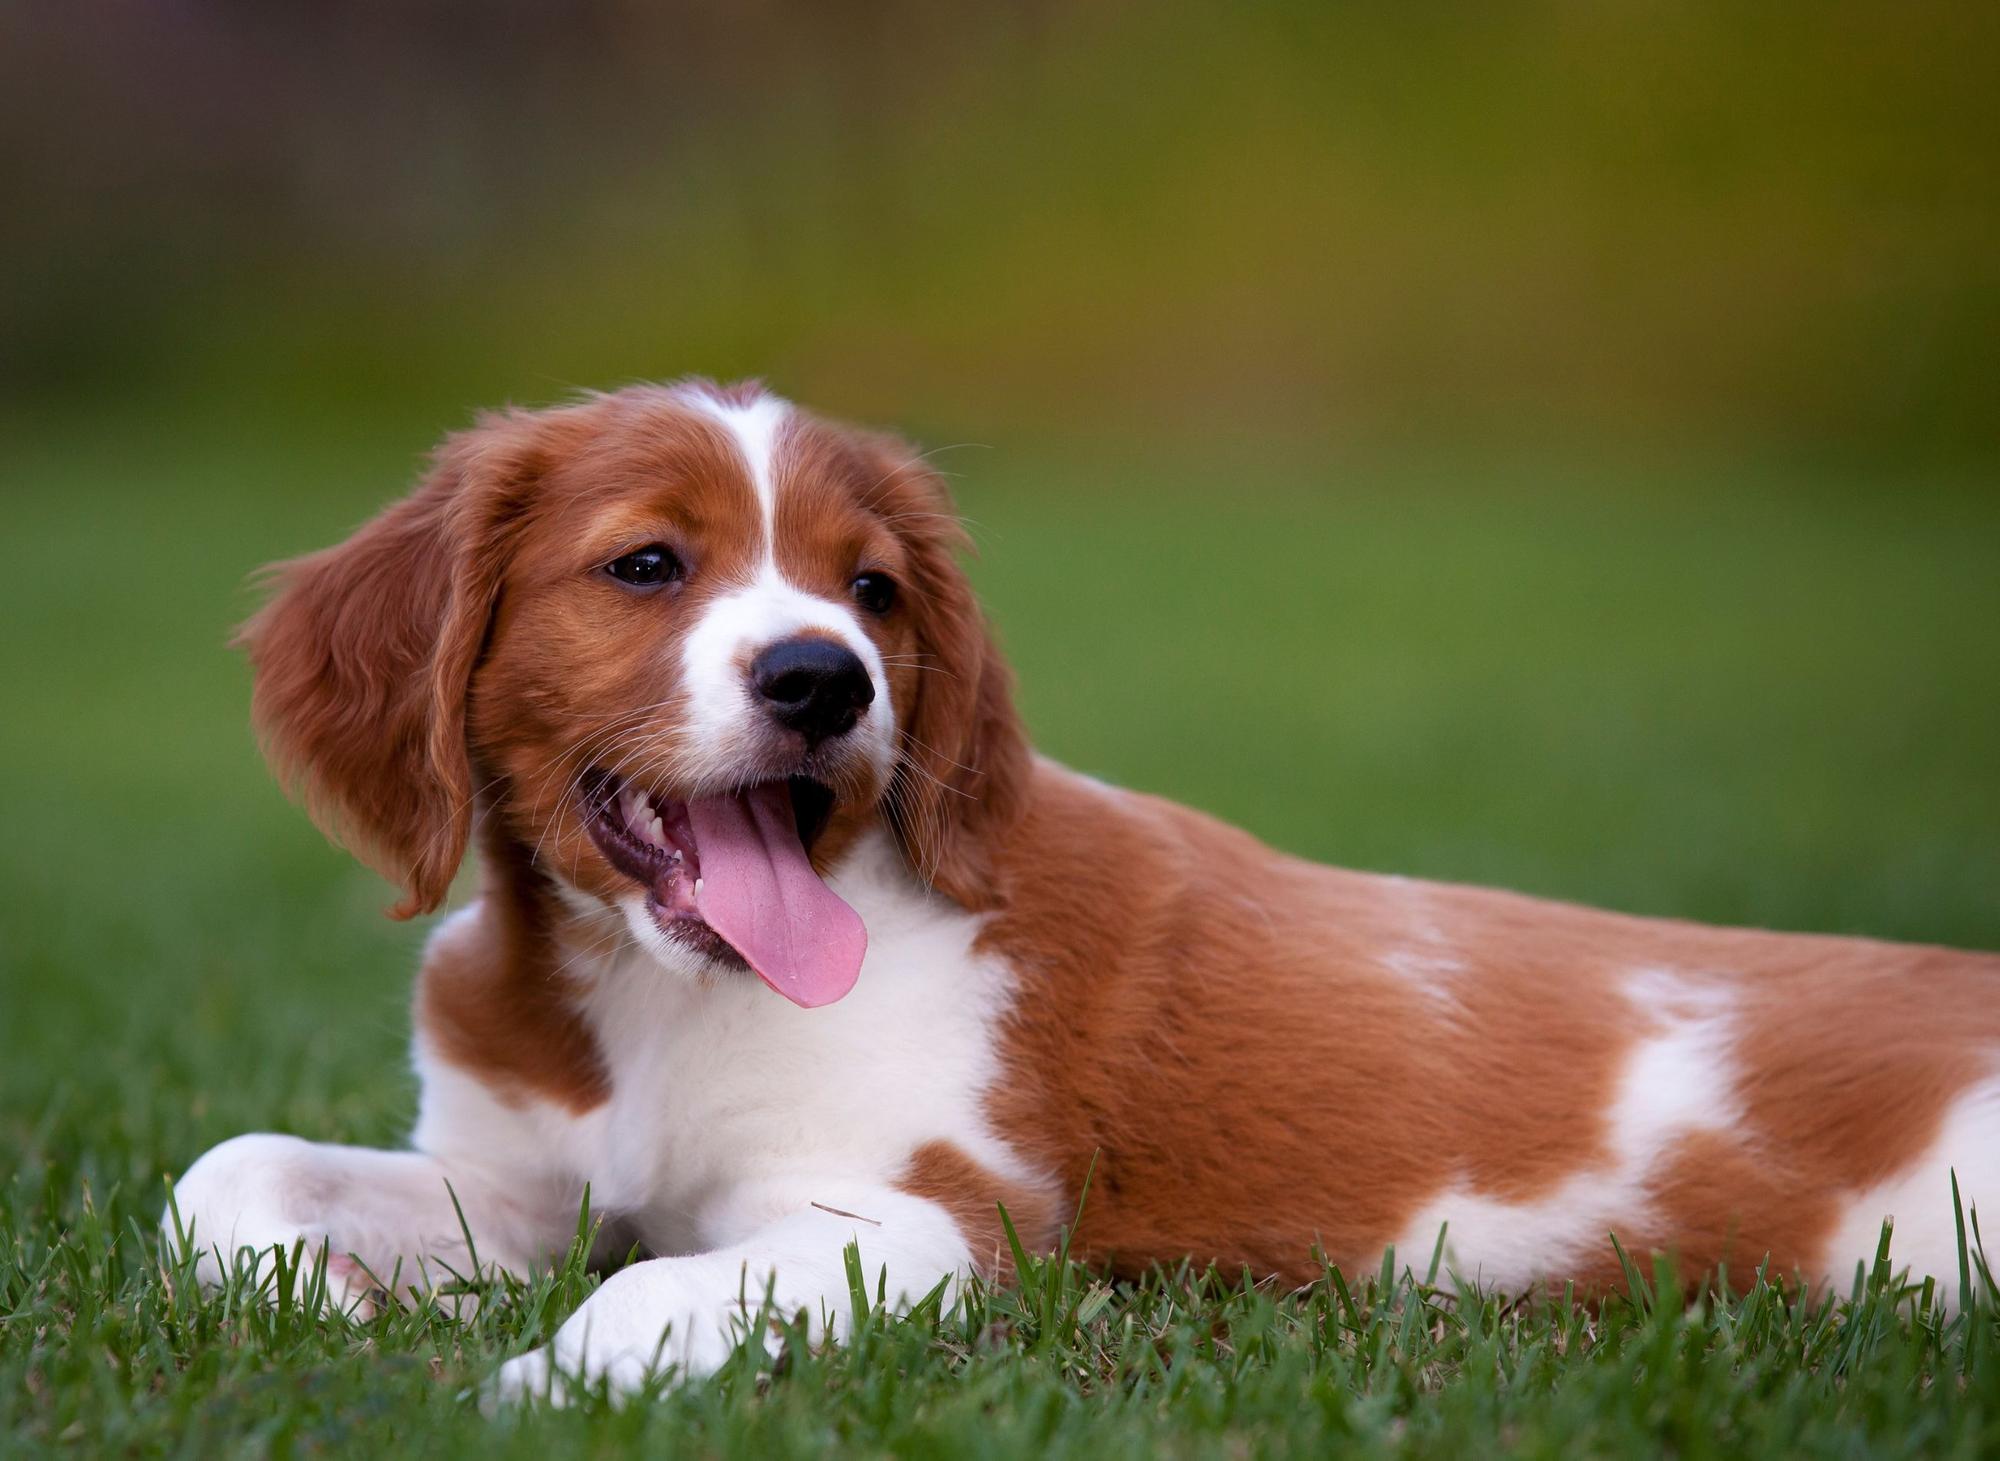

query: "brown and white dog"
(167, 380), (1999, 1399)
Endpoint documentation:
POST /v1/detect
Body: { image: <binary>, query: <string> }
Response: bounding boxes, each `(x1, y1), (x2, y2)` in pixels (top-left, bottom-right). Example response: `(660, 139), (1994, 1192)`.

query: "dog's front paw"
(487, 1258), (773, 1406)
(165, 1133), (383, 1314)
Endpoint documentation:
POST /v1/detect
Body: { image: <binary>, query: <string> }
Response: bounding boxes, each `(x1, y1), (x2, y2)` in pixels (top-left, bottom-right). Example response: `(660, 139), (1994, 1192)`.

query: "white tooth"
(694, 878), (704, 896)
(648, 816), (665, 846)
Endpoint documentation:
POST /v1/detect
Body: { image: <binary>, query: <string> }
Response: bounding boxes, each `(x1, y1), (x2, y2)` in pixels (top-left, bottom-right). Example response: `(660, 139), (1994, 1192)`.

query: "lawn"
(2, 406), (1997, 1456)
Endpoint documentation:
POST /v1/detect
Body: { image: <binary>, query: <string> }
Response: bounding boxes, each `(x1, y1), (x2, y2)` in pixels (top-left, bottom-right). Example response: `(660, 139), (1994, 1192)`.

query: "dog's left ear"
(859, 434), (1030, 910)
(236, 411), (544, 918)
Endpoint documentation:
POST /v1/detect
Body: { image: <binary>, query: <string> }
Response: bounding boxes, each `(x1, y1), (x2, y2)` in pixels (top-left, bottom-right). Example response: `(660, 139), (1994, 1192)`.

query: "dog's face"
(240, 383), (1026, 1006)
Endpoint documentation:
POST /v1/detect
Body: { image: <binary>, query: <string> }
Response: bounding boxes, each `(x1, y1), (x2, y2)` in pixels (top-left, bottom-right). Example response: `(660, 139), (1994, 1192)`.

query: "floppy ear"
(236, 417), (533, 918)
(867, 439), (1030, 910)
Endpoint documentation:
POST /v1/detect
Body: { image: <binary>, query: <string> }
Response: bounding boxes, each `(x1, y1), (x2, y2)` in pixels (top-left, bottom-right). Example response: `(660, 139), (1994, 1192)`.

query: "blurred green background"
(2, 0), (1997, 1163)
(7, 1), (1998, 451)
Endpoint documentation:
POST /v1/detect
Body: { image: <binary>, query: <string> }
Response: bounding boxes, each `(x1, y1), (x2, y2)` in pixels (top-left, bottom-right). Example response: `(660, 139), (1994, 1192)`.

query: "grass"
(14, 1189), (2000, 1458)
(2, 405), (1997, 1455)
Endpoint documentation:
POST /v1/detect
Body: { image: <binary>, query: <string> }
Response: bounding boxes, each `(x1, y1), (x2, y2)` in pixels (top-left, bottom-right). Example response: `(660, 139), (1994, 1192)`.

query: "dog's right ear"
(236, 414), (541, 918)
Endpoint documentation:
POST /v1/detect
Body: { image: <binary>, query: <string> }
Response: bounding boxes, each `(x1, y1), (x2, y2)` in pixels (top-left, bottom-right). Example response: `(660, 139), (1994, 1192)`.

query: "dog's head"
(239, 382), (1027, 1006)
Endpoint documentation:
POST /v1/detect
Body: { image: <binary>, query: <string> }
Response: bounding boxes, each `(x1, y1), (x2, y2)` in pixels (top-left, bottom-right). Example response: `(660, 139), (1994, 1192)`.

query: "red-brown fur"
(243, 381), (2000, 1295)
(898, 1142), (1060, 1285)
(975, 776), (2000, 1287)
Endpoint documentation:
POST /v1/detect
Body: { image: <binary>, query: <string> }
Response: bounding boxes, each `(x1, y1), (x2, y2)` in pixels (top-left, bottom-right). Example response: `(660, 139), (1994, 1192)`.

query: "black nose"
(750, 638), (875, 745)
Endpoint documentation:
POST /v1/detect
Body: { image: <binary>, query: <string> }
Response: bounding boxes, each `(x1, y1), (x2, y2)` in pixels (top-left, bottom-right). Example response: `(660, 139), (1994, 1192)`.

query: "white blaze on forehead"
(679, 387), (791, 553)
(668, 384), (895, 788)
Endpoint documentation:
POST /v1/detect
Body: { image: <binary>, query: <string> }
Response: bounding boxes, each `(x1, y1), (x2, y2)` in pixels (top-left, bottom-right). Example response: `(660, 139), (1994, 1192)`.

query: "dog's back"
(984, 759), (2000, 1298)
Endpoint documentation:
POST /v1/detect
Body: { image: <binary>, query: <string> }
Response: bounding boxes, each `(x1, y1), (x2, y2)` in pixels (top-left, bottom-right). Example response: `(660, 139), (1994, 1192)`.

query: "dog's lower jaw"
(537, 863), (741, 984)
(611, 887), (737, 981)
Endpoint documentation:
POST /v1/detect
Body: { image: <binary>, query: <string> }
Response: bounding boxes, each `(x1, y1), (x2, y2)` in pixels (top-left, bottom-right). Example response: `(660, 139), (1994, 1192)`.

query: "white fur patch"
(1391, 969), (1740, 1291)
(676, 566), (896, 789)
(570, 830), (1039, 1229)
(1378, 877), (1465, 1007)
(432, 835), (1040, 1238)
(482, 829), (1041, 1394)
(1817, 1074), (2000, 1304)
(163, 1128), (568, 1313)
(488, 1184), (969, 1401)
(680, 387), (790, 552)
(171, 832), (1044, 1398)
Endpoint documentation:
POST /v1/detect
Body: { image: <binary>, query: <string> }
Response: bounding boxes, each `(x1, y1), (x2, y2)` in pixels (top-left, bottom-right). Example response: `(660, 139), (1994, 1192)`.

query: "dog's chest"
(570, 839), (1027, 1252)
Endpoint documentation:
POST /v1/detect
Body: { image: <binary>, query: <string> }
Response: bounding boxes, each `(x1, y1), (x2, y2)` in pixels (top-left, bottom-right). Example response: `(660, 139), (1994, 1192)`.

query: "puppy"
(167, 381), (1999, 1399)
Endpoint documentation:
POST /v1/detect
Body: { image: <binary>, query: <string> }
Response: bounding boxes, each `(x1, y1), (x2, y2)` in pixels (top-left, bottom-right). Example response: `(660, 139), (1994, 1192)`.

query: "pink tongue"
(686, 785), (867, 1008)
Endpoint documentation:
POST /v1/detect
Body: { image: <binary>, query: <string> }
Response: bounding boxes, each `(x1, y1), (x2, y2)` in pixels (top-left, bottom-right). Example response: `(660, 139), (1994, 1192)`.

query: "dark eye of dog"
(851, 572), (896, 614)
(605, 545), (682, 588)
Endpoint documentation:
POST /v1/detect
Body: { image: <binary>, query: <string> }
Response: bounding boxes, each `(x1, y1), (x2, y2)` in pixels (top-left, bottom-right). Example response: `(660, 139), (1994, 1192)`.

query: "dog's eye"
(851, 572), (896, 614)
(605, 545), (682, 588)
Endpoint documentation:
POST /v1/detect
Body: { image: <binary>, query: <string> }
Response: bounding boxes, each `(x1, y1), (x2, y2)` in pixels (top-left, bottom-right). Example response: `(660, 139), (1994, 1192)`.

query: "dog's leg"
(488, 1177), (971, 1403)
(163, 1133), (575, 1315)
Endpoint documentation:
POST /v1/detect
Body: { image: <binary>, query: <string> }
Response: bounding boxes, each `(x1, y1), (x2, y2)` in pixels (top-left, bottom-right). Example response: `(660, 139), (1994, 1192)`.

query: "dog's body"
(169, 382), (2000, 1399)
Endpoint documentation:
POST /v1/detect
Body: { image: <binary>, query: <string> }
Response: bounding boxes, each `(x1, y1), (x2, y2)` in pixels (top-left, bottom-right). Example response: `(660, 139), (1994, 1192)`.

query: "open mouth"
(582, 770), (865, 1008)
